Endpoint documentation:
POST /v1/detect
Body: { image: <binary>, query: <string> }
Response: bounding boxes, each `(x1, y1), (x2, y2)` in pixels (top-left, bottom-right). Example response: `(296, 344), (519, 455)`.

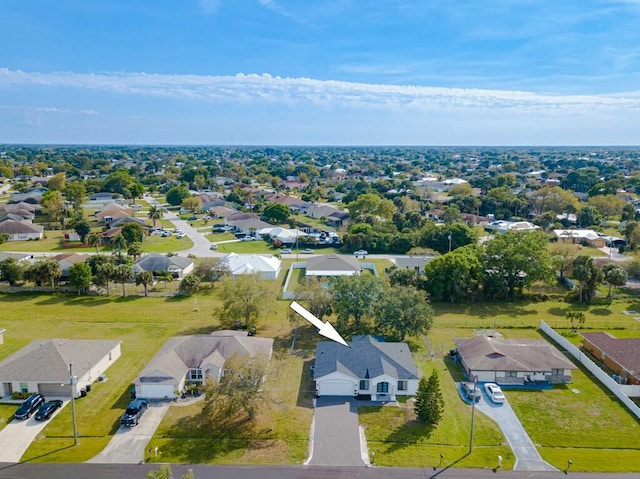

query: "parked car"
(461, 382), (481, 402)
(161, 231), (172, 237)
(210, 243), (218, 250)
(120, 398), (149, 427)
(176, 233), (186, 239)
(280, 248), (292, 254)
(35, 399), (64, 421)
(354, 249), (368, 256)
(301, 248), (314, 254)
(14, 394), (46, 420)
(484, 383), (505, 403)
(242, 236), (256, 241)
(187, 216), (197, 221)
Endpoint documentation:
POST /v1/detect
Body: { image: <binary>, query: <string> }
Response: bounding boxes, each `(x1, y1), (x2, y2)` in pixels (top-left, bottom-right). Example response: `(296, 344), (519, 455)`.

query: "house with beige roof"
(0, 339), (121, 398)
(134, 331), (273, 399)
(455, 336), (576, 385)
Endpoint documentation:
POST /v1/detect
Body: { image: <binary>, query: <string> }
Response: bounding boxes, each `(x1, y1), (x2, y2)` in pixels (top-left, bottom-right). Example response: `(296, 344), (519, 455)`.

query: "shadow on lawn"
(296, 359), (315, 409)
(158, 411), (274, 463)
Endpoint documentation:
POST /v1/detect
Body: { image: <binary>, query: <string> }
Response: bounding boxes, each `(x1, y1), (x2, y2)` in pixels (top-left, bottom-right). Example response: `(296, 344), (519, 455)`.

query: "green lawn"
(0, 404), (15, 432)
(360, 356), (513, 469)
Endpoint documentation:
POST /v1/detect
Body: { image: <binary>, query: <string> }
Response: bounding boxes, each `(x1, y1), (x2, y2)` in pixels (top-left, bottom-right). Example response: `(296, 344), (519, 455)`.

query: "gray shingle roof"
(306, 254), (361, 273)
(314, 335), (418, 381)
(0, 339), (121, 382)
(133, 253), (193, 274)
(0, 219), (44, 235)
(455, 336), (577, 372)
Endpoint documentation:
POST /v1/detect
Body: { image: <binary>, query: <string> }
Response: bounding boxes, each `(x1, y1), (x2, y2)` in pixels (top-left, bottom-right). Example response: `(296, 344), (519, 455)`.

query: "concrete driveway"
(0, 400), (68, 462)
(307, 397), (366, 467)
(470, 385), (557, 472)
(87, 402), (169, 464)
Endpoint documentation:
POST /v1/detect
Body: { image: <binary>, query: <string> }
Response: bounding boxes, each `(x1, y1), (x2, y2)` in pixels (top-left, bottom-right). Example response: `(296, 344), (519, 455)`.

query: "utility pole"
(468, 375), (478, 454)
(69, 363), (78, 446)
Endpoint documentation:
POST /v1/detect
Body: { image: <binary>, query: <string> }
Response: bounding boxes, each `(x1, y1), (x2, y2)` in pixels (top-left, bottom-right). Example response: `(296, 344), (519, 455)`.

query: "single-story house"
(133, 253), (195, 279)
(314, 335), (419, 400)
(219, 253), (281, 280)
(51, 253), (90, 281)
(582, 332), (640, 385)
(134, 331), (274, 399)
(108, 215), (148, 229)
(95, 203), (135, 223)
(257, 226), (307, 244)
(326, 211), (351, 227)
(10, 188), (46, 204)
(553, 229), (606, 248)
(305, 254), (361, 277)
(486, 221), (540, 234)
(0, 219), (44, 241)
(89, 192), (116, 201)
(454, 336), (577, 385)
(306, 204), (341, 220)
(0, 339), (121, 398)
(391, 256), (437, 275)
(227, 217), (274, 237)
(209, 205), (238, 219)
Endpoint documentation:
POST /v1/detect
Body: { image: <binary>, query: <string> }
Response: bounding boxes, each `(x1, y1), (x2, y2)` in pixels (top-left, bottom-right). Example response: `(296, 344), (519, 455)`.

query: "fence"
(540, 320), (640, 420)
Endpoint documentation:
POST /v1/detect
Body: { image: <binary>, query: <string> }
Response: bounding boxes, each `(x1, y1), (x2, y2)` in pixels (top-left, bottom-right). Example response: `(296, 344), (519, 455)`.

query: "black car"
(35, 399), (64, 421)
(14, 394), (46, 420)
(120, 398), (149, 427)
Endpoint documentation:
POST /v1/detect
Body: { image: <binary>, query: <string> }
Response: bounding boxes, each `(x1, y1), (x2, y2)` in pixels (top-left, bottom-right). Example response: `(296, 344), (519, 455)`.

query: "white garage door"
(138, 384), (175, 399)
(318, 380), (354, 396)
(39, 383), (71, 397)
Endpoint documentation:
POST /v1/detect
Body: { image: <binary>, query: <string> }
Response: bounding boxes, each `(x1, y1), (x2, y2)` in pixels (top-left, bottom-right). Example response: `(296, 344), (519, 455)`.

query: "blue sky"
(1, 0), (640, 145)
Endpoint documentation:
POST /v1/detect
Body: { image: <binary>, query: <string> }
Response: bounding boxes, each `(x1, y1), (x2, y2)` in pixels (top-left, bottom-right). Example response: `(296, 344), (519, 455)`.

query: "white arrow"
(289, 301), (349, 347)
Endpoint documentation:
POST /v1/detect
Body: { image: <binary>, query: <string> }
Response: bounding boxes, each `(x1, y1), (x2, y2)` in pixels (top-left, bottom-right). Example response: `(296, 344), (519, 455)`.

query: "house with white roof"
(219, 253), (281, 280)
(486, 220), (539, 234)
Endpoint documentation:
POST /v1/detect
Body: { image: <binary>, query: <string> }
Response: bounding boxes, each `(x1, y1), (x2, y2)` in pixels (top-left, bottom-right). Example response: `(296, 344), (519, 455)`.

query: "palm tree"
(113, 264), (134, 297)
(135, 271), (154, 297)
(156, 270), (174, 289)
(88, 233), (102, 255)
(110, 234), (127, 260)
(148, 205), (164, 228)
(95, 261), (115, 296)
(43, 260), (62, 288)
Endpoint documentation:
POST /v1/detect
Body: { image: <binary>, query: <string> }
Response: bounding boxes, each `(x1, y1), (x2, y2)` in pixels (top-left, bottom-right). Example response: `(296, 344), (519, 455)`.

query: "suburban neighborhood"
(0, 145), (639, 476)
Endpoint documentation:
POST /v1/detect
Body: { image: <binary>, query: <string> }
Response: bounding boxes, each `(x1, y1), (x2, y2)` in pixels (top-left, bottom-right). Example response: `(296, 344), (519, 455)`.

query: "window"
(505, 371), (517, 378)
(397, 380), (407, 391)
(376, 382), (389, 393)
(189, 369), (203, 381)
(552, 369), (563, 376)
(359, 380), (369, 390)
(20, 382), (28, 393)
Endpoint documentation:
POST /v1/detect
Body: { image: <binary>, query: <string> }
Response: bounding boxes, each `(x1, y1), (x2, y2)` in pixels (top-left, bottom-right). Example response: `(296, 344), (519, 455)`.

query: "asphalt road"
(308, 398), (366, 466)
(0, 463), (634, 479)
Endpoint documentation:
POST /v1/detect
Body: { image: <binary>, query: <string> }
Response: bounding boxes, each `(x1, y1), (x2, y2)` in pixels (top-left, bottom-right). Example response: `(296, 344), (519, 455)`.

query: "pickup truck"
(120, 398), (148, 427)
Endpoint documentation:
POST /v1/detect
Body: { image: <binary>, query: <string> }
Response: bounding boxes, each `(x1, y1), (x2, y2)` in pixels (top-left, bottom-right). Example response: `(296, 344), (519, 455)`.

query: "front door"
(2, 382), (12, 396)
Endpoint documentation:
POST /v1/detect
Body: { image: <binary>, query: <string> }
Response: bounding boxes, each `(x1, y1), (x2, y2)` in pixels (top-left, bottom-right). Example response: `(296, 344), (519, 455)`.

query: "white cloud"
(0, 104), (98, 115)
(197, 0), (222, 15)
(1, 68), (640, 116)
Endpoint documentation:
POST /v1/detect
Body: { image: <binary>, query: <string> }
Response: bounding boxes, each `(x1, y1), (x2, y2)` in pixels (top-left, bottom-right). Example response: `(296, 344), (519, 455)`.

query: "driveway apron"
(308, 397), (365, 466)
(87, 402), (169, 464)
(474, 391), (557, 471)
(0, 401), (68, 462)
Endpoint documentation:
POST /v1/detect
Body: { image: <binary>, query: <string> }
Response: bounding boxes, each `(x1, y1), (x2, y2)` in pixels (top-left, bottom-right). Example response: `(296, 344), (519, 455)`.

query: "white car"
(242, 236), (256, 241)
(484, 383), (505, 403)
(354, 249), (368, 256)
(280, 248), (292, 254)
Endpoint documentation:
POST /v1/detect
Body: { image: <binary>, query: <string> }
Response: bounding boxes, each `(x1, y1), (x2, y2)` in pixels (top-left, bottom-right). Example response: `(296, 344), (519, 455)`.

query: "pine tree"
(414, 370), (444, 427)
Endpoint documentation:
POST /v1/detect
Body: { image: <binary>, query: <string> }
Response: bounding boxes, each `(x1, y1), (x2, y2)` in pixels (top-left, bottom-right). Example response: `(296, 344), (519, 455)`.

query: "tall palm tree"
(148, 205), (164, 228)
(88, 233), (102, 255)
(110, 234), (127, 260)
(135, 271), (154, 297)
(113, 264), (134, 297)
(156, 270), (174, 289)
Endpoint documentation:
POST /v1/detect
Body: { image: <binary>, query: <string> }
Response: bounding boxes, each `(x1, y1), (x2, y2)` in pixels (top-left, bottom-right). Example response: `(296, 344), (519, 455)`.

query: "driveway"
(307, 397), (366, 466)
(87, 402), (169, 464)
(0, 400), (68, 462)
(471, 385), (557, 472)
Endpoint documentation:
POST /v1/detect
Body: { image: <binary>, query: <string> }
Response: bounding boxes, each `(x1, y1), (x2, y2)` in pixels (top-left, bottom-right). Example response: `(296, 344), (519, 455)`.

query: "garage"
(38, 382), (71, 397)
(317, 379), (355, 397)
(136, 382), (176, 400)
